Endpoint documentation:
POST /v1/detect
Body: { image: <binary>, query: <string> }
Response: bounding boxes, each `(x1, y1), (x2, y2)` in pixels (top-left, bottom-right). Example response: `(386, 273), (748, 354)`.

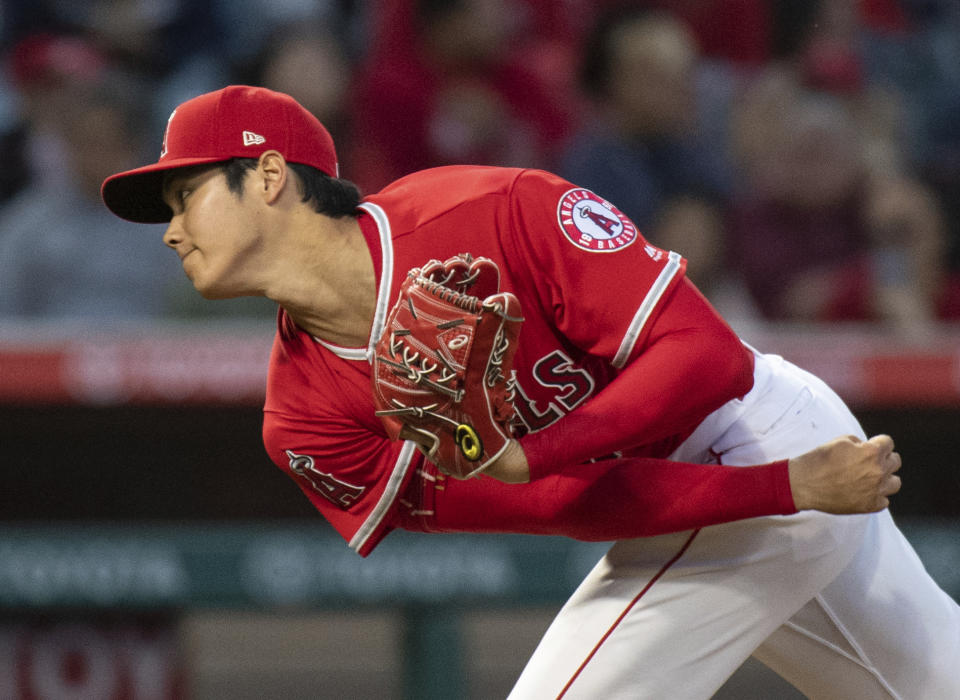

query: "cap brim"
(101, 156), (229, 224)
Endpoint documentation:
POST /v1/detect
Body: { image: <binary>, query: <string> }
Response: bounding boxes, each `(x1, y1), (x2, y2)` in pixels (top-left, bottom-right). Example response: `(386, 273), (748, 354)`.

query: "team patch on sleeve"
(556, 188), (638, 253)
(285, 449), (365, 509)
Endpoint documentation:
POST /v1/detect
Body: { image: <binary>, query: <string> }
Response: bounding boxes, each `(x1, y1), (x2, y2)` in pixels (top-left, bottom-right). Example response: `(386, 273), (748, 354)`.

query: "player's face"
(161, 166), (265, 299)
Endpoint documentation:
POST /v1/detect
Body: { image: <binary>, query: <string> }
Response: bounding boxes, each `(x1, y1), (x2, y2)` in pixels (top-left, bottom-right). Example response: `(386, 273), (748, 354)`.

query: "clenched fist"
(788, 435), (902, 514)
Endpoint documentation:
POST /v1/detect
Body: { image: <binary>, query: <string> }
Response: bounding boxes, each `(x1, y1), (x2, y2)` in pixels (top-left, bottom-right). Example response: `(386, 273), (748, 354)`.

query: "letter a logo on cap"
(243, 130), (266, 146)
(160, 108), (177, 158)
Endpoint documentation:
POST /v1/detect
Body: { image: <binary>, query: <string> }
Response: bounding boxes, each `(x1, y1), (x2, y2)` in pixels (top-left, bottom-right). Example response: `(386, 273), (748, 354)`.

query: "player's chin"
(195, 279), (250, 301)
(196, 284), (240, 301)
(188, 274), (229, 300)
(187, 264), (251, 301)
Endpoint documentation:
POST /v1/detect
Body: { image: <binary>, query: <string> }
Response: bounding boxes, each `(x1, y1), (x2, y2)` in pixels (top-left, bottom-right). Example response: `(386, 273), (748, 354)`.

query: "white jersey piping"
(311, 338), (368, 361)
(340, 201), (408, 553)
(359, 202), (394, 363)
(348, 439), (418, 553)
(311, 202), (395, 363)
(612, 250), (682, 369)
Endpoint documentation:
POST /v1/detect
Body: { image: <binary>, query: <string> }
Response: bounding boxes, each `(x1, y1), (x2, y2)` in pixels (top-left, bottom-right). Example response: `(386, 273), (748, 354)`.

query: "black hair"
(220, 158), (361, 218)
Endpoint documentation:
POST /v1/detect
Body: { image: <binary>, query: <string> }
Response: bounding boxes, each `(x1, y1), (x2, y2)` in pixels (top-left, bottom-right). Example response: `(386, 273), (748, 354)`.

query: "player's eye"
(165, 189), (185, 213)
(175, 188), (193, 209)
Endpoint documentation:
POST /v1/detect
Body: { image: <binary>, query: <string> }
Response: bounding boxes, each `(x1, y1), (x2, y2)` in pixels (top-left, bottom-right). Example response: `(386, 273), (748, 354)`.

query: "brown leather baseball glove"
(372, 254), (523, 479)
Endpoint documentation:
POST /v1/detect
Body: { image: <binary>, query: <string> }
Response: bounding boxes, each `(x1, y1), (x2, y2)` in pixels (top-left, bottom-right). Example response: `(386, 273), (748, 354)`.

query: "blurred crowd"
(1, 0), (959, 329)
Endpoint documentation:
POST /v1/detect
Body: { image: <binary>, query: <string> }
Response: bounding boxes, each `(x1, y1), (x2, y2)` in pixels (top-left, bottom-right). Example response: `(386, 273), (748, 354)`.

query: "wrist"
(786, 455), (812, 511)
(483, 440), (530, 483)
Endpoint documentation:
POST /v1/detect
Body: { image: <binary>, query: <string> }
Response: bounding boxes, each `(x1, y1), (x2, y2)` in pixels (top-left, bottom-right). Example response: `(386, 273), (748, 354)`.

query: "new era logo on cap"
(243, 130), (266, 146)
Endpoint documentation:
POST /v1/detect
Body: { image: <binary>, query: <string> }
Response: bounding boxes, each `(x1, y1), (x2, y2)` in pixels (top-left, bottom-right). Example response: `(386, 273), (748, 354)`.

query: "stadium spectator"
(727, 72), (947, 327)
(240, 23), (358, 181)
(349, 0), (577, 193)
(642, 0), (774, 68)
(558, 8), (753, 319)
(0, 68), (190, 319)
(857, 0), (960, 311)
(3, 33), (108, 194)
(4, 0), (231, 134)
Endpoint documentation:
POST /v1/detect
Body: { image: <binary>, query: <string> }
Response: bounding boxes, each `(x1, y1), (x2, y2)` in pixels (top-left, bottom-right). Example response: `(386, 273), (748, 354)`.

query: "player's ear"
(257, 150), (288, 205)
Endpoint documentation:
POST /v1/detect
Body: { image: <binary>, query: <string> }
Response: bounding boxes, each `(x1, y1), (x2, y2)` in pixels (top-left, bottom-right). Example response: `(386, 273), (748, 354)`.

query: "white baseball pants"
(508, 352), (960, 699)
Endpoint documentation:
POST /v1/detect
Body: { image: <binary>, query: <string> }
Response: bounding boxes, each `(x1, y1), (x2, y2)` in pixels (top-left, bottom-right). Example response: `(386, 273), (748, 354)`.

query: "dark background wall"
(2, 403), (957, 521)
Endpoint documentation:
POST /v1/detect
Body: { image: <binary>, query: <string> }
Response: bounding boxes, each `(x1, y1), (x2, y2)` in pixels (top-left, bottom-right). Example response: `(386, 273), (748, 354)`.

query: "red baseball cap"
(101, 85), (338, 223)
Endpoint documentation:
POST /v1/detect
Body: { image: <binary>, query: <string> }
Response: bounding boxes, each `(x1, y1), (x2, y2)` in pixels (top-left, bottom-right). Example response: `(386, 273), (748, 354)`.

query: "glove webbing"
(410, 274), (484, 314)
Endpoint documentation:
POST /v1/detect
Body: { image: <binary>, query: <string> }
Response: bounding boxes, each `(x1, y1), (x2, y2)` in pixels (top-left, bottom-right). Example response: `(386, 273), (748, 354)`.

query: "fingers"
(886, 449), (902, 474)
(866, 433), (894, 456)
(867, 434), (901, 478)
(871, 434), (901, 510)
(873, 472), (902, 511)
(864, 434), (900, 477)
(847, 434), (901, 512)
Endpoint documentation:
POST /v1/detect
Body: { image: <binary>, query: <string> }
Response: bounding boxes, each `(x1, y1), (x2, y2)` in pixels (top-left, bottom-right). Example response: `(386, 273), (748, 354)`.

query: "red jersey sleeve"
(397, 457), (797, 540)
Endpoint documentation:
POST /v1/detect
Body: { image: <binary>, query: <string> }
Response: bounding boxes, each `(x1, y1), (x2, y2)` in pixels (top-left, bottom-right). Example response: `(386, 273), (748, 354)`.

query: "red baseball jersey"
(263, 166), (794, 556)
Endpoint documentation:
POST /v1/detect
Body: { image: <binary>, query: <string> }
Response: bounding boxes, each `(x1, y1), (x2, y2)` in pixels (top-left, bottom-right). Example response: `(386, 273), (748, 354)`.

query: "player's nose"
(163, 216), (184, 249)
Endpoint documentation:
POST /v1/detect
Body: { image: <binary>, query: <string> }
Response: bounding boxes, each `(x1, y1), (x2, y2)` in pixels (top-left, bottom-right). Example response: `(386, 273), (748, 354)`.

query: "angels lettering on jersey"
(509, 350), (595, 436)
